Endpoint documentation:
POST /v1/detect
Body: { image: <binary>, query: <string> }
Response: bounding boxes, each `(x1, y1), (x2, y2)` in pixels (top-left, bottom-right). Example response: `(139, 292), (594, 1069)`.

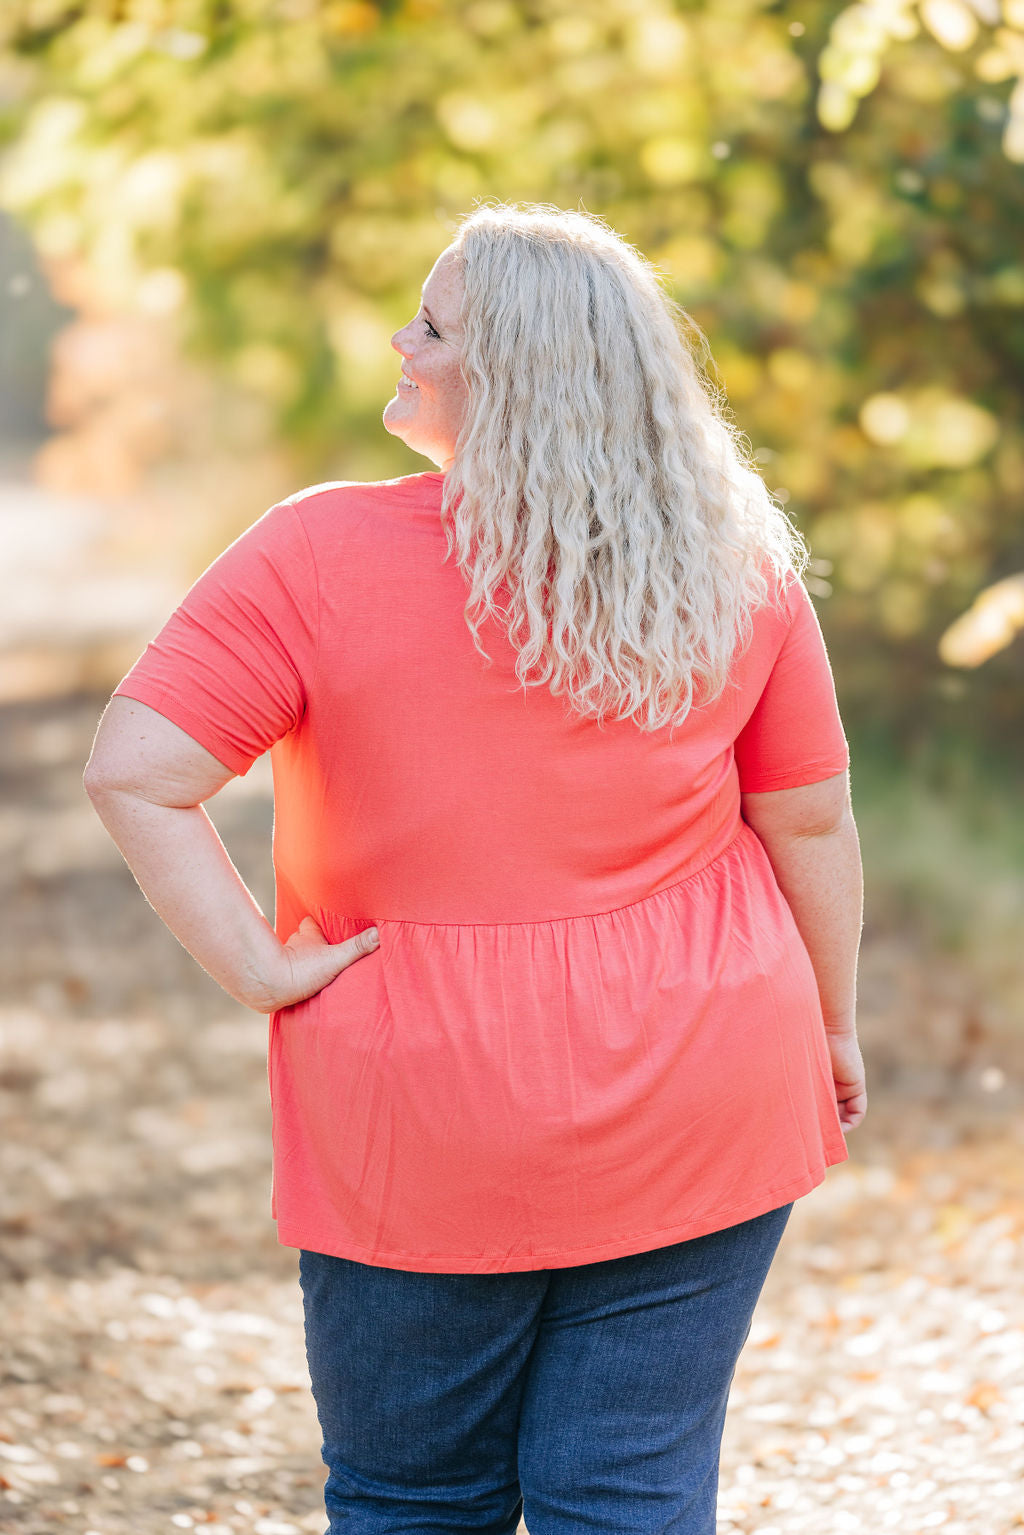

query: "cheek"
(440, 363), (469, 408)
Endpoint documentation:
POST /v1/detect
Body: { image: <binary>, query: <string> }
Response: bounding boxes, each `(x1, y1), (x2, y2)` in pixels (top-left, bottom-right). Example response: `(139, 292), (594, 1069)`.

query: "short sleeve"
(114, 501), (318, 776)
(734, 578), (849, 793)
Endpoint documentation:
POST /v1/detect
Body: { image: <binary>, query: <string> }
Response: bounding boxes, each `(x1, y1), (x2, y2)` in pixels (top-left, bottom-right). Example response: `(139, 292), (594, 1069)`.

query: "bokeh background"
(1, 3), (1022, 1533)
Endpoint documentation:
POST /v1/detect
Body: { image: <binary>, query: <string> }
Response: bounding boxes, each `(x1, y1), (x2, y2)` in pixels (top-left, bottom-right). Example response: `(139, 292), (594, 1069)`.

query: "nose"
(391, 324), (413, 356)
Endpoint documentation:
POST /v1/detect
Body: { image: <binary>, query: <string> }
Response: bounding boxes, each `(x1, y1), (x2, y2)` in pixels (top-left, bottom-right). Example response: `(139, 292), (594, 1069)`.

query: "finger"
(331, 925), (380, 967)
(839, 1096), (867, 1130)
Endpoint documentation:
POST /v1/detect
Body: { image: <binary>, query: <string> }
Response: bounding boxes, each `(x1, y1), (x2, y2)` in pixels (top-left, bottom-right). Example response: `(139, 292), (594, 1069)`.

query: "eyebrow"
(421, 296), (458, 334)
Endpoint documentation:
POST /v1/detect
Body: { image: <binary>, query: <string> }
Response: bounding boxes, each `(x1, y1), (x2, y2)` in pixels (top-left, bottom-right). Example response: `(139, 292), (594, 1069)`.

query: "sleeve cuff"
(112, 681), (260, 777)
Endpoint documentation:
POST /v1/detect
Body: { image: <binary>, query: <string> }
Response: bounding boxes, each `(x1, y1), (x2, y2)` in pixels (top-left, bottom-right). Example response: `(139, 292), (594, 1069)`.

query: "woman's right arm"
(740, 768), (867, 1133)
(84, 696), (380, 1012)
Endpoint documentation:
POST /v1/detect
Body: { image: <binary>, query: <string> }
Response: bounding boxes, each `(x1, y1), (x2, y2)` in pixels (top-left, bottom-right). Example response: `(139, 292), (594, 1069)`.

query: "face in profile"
(383, 247), (469, 471)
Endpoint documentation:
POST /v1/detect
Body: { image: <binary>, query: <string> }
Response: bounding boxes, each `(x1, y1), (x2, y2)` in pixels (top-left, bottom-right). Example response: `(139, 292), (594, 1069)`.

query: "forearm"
(87, 785), (285, 1011)
(753, 809), (863, 1034)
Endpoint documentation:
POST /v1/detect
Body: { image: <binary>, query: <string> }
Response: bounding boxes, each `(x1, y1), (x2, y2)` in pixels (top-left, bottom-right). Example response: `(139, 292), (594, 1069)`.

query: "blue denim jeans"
(299, 1202), (793, 1534)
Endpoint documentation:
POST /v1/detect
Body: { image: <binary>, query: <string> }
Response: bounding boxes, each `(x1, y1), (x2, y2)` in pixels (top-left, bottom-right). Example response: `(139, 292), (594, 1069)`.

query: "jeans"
(299, 1201), (793, 1534)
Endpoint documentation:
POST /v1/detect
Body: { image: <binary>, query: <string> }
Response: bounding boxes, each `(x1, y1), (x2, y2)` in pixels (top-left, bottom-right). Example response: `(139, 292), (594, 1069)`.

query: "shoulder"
(217, 479), (404, 570)
(778, 569), (814, 626)
(279, 472), (444, 537)
(280, 478), (372, 513)
(724, 567), (813, 695)
(742, 565), (804, 644)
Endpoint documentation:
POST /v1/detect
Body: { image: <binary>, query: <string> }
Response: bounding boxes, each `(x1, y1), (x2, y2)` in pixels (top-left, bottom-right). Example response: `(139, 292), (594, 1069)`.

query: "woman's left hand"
(826, 1028), (867, 1134)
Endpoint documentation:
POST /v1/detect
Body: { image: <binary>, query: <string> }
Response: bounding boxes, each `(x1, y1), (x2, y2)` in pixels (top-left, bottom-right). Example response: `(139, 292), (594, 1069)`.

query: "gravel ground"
(2, 694), (1023, 1535)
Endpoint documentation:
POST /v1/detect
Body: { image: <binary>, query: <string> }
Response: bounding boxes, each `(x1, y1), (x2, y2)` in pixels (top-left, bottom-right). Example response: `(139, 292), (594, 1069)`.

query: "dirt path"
(2, 693), (1023, 1535)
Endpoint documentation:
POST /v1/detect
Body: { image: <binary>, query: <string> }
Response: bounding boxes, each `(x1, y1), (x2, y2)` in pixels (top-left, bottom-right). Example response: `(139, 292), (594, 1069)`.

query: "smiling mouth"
(398, 375), (419, 391)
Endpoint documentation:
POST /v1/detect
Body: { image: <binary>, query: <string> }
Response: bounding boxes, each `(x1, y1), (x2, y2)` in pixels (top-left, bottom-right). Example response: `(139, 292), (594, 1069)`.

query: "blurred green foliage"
(1, 0), (1022, 754)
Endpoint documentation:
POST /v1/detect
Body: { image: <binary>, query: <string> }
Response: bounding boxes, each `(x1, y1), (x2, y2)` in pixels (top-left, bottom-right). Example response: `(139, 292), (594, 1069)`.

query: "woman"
(85, 201), (865, 1535)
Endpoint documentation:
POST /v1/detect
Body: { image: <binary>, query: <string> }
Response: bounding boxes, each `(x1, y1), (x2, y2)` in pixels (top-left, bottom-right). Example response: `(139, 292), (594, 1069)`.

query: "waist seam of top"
(336, 823), (752, 930)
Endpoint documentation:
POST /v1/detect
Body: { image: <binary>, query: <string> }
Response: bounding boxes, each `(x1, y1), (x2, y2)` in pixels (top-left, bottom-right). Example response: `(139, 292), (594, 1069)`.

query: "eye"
(423, 317), (441, 339)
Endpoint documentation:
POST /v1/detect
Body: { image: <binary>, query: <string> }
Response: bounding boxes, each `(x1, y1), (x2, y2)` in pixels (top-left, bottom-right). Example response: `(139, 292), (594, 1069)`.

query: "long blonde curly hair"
(439, 201), (807, 733)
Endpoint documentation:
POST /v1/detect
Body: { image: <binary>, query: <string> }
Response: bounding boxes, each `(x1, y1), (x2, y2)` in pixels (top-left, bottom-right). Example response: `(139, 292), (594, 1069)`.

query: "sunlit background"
(1, 3), (1022, 1533)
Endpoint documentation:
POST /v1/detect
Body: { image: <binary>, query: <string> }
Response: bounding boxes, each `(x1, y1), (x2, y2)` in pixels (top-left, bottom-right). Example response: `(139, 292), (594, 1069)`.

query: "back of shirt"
(115, 471), (849, 931)
(114, 471), (852, 1273)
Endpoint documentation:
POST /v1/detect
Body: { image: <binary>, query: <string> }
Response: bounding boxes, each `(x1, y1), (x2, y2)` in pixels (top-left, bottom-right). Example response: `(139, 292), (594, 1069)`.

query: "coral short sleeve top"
(115, 472), (851, 1273)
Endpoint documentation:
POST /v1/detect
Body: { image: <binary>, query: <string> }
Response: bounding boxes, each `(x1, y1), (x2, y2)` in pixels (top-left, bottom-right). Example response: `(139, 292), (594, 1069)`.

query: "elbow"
(83, 715), (137, 805)
(82, 754), (107, 805)
(742, 770), (855, 844)
(794, 798), (857, 841)
(743, 803), (858, 851)
(83, 751), (113, 805)
(83, 744), (129, 807)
